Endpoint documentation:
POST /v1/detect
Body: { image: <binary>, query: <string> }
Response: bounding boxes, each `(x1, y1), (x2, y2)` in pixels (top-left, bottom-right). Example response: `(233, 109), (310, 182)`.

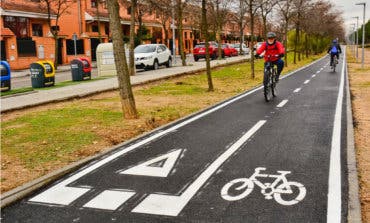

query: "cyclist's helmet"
(333, 39), (337, 43)
(267, 32), (276, 39)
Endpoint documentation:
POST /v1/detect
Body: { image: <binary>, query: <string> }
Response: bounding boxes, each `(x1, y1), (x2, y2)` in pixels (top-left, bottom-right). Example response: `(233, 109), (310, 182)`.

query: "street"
(1, 54), (349, 222)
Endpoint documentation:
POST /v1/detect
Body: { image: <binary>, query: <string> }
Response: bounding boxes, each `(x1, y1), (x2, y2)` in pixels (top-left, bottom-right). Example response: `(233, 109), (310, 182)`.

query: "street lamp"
(351, 23), (356, 55)
(355, 2), (366, 69)
(352, 16), (359, 61)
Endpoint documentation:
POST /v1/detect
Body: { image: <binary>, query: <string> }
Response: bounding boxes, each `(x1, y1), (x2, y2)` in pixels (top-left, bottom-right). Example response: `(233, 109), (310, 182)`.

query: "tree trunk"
(129, 0), (136, 76)
(177, 1), (186, 66)
(249, 1), (255, 79)
(202, 0), (213, 92)
(54, 36), (59, 69)
(107, 0), (138, 119)
(284, 22), (288, 67)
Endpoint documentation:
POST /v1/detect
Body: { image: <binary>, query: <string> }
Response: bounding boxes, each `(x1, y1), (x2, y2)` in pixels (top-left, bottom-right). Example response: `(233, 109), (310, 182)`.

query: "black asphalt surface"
(1, 55), (349, 223)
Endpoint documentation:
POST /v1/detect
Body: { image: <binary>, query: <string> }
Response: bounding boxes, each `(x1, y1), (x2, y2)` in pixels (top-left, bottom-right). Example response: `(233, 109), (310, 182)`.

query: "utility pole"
(355, 2), (366, 69)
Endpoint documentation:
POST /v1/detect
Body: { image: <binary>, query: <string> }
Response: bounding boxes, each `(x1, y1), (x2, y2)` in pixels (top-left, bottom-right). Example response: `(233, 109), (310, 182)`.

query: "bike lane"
(1, 56), (347, 222)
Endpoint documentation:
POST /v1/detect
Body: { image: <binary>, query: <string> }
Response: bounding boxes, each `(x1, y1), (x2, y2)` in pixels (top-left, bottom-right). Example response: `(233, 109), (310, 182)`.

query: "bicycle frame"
(248, 167), (293, 198)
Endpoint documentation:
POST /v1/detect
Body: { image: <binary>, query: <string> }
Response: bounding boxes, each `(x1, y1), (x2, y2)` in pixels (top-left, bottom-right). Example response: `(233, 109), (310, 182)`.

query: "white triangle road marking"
(119, 149), (183, 177)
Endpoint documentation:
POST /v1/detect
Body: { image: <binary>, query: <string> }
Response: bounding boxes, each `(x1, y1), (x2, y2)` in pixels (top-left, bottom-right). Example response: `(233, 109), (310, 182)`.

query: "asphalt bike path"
(1, 54), (349, 222)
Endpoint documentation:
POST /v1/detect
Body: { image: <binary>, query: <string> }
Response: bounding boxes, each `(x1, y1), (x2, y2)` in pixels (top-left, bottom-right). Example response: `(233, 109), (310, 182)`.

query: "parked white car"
(232, 43), (250, 55)
(134, 44), (172, 70)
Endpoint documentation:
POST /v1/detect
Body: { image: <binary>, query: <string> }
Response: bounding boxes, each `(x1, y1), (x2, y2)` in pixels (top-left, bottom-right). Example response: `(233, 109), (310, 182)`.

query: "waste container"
(0, 61), (11, 92)
(30, 60), (55, 88)
(71, 57), (92, 81)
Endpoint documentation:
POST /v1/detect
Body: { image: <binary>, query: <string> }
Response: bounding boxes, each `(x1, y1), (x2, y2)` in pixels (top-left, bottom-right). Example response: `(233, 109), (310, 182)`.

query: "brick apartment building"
(0, 0), (253, 70)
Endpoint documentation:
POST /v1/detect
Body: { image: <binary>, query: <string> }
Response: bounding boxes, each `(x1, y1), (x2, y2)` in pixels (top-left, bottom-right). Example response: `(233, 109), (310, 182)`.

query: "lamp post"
(355, 2), (366, 69)
(351, 23), (356, 55)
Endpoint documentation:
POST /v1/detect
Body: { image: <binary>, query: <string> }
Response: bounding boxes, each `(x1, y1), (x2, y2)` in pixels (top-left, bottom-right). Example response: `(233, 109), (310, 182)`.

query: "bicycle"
(263, 55), (279, 102)
(331, 54), (338, 72)
(220, 167), (306, 206)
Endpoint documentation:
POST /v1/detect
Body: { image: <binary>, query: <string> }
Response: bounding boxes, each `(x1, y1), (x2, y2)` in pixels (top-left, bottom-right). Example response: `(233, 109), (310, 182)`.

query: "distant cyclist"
(327, 39), (342, 67)
(255, 32), (285, 82)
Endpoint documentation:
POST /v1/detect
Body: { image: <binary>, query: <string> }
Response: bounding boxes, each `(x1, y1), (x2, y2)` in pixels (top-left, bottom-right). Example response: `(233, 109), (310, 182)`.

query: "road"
(1, 53), (350, 222)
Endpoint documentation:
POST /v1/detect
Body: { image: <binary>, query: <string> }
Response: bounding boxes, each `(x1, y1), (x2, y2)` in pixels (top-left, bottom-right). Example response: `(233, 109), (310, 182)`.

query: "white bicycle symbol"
(221, 167), (306, 206)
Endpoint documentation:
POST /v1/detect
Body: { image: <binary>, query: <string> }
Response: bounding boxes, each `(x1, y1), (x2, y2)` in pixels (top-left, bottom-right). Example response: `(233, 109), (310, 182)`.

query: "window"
(127, 7), (131, 15)
(4, 16), (29, 37)
(17, 38), (36, 57)
(105, 24), (109, 35)
(66, 39), (85, 55)
(184, 32), (187, 39)
(92, 25), (99, 32)
(91, 0), (97, 8)
(32, 24), (43, 37)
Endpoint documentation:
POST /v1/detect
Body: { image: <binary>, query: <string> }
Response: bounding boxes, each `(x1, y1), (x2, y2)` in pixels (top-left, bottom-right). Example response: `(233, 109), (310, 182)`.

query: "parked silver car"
(134, 44), (172, 70)
(232, 43), (250, 55)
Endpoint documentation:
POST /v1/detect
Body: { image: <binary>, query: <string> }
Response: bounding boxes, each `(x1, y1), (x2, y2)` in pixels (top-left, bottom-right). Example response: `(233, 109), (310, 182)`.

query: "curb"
(345, 61), (362, 223)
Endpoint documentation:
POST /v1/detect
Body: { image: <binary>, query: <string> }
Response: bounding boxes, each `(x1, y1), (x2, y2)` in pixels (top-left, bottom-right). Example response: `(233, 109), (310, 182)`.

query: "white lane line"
(83, 190), (136, 210)
(132, 120), (266, 216)
(277, 100), (288, 108)
(316, 71), (320, 74)
(327, 47), (345, 222)
(293, 88), (301, 93)
(320, 67), (324, 71)
(304, 80), (310, 84)
(312, 74), (316, 78)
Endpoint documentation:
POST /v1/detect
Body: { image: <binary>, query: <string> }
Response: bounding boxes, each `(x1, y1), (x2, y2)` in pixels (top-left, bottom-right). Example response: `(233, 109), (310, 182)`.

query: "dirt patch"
(348, 47), (370, 222)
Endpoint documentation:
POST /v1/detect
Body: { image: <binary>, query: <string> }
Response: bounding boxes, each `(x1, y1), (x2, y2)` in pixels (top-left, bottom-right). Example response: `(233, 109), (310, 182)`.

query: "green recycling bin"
(30, 60), (55, 88)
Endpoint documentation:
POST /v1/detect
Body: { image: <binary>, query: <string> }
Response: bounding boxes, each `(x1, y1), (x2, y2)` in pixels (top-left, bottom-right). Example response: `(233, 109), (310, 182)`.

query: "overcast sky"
(329, 0), (370, 34)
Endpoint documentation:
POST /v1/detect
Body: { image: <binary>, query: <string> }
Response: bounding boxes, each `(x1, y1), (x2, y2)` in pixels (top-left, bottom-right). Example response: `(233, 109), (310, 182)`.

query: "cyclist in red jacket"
(255, 32), (285, 82)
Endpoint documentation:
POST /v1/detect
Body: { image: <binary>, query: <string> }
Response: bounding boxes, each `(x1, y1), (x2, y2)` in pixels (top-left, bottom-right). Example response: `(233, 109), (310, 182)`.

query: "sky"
(329, 0), (370, 35)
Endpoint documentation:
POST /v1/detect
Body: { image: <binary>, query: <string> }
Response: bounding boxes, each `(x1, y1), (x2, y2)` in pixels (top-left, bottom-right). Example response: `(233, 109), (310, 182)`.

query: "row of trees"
(107, 0), (345, 119)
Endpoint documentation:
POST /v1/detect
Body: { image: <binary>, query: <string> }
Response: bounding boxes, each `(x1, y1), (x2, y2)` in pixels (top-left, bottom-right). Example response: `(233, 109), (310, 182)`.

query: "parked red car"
(222, 44), (238, 57)
(193, 42), (224, 61)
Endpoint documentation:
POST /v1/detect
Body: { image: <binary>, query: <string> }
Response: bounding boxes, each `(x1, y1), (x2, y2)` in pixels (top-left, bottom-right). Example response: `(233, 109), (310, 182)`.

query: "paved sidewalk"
(1, 56), (249, 112)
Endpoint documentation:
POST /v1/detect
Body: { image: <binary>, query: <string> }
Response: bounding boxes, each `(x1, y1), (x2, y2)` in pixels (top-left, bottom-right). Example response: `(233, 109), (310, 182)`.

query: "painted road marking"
(304, 80), (310, 84)
(221, 167), (306, 206)
(119, 149), (183, 177)
(131, 120), (266, 216)
(293, 88), (301, 93)
(277, 100), (288, 108)
(327, 47), (345, 222)
(83, 190), (135, 210)
(316, 71), (320, 74)
(312, 74), (316, 78)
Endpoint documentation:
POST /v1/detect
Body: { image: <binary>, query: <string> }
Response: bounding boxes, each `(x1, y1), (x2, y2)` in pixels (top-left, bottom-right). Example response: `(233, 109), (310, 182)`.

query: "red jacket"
(256, 40), (285, 62)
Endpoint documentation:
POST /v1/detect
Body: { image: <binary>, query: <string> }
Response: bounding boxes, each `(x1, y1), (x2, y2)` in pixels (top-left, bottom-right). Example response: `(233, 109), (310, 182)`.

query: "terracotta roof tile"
(0, 1), (56, 15)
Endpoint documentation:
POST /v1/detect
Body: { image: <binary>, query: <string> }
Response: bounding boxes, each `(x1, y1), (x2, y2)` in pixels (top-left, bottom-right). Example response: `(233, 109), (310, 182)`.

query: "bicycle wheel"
(271, 70), (276, 97)
(273, 181), (306, 206)
(221, 178), (254, 201)
(264, 70), (272, 102)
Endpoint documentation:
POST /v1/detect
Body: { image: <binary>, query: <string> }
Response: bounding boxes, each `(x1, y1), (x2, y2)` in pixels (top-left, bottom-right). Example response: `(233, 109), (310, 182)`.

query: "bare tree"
(209, 0), (230, 59)
(129, 0), (137, 76)
(176, 0), (187, 66)
(146, 0), (172, 47)
(245, 0), (259, 79)
(106, 0), (138, 119)
(276, 0), (294, 67)
(42, 0), (75, 69)
(257, 0), (278, 38)
(202, 0), (214, 91)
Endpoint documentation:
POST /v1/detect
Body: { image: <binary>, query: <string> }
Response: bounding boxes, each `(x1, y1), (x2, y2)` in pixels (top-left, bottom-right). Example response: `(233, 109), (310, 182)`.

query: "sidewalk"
(1, 55), (250, 112)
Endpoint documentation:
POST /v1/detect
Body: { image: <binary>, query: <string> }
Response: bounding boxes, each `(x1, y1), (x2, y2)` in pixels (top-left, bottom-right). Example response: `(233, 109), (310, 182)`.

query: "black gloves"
(279, 54), (285, 58)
